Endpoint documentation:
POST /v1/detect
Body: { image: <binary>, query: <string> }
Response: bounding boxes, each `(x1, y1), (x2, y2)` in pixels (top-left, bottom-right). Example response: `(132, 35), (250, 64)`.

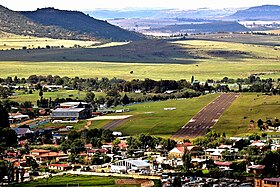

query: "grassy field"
(10, 90), (87, 103)
(0, 36), (280, 81)
(34, 120), (87, 131)
(16, 175), (141, 187)
(114, 94), (219, 137)
(213, 93), (280, 136)
(9, 90), (107, 104)
(0, 31), (100, 50)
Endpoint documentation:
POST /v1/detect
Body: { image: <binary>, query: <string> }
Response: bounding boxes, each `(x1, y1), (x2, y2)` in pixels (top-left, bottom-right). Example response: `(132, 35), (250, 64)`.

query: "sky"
(1, 0), (280, 11)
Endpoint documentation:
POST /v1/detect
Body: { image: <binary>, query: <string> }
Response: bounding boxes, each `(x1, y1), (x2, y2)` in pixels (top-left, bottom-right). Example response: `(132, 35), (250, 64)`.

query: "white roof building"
(110, 159), (150, 173)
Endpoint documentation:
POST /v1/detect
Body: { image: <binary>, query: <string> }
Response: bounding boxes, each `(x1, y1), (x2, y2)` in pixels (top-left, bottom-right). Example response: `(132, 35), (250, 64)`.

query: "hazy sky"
(1, 0), (280, 11)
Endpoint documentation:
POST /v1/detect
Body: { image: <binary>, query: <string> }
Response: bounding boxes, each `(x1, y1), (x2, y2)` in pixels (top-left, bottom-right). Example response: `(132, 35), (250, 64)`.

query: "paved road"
(172, 93), (239, 139)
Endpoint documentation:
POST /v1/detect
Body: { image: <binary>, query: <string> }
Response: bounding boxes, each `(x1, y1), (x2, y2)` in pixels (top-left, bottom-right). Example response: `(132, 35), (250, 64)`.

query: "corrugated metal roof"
(53, 108), (85, 112)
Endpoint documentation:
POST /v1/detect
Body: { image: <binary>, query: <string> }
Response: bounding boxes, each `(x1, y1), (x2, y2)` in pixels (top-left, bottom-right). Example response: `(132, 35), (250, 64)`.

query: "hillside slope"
(21, 8), (144, 41)
(0, 5), (90, 40)
(229, 5), (280, 20)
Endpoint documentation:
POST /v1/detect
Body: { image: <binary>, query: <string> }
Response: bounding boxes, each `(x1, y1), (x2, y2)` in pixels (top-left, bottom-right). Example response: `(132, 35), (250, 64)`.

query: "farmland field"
(0, 31), (100, 50)
(0, 33), (280, 81)
(213, 93), (280, 136)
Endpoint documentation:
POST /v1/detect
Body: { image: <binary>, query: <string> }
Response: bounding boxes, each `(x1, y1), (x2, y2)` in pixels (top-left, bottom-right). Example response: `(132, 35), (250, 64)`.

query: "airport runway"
(172, 93), (239, 139)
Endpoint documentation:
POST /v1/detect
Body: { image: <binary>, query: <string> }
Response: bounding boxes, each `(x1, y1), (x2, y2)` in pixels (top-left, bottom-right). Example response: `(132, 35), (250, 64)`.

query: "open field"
(172, 93), (239, 139)
(113, 94), (219, 137)
(8, 90), (152, 105)
(0, 35), (280, 81)
(16, 175), (141, 187)
(10, 90), (88, 103)
(34, 119), (112, 131)
(185, 33), (280, 46)
(213, 93), (280, 136)
(265, 30), (280, 35)
(0, 31), (100, 50)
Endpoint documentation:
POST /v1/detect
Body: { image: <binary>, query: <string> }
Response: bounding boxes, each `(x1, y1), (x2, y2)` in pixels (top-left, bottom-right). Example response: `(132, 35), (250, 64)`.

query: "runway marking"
(172, 93), (239, 139)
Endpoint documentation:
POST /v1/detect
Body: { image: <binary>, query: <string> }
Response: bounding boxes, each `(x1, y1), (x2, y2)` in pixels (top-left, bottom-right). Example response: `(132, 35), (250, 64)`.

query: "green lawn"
(213, 93), (280, 136)
(89, 120), (113, 129)
(15, 174), (140, 187)
(115, 94), (219, 137)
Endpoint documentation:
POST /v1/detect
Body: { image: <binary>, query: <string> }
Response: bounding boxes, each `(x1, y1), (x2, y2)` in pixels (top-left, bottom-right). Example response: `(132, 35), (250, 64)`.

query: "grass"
(213, 93), (280, 137)
(34, 120), (113, 131)
(89, 120), (113, 129)
(34, 120), (87, 131)
(15, 174), (139, 187)
(0, 37), (280, 81)
(114, 94), (219, 137)
(0, 31), (100, 50)
(9, 90), (105, 104)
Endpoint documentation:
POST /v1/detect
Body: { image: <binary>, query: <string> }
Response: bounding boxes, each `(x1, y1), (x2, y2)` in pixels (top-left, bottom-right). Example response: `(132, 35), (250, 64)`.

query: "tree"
(0, 87), (11, 99)
(0, 160), (8, 185)
(0, 128), (17, 147)
(257, 119), (264, 130)
(191, 75), (194, 83)
(121, 94), (130, 105)
(260, 150), (280, 177)
(209, 167), (222, 179)
(85, 92), (95, 103)
(182, 149), (192, 172)
(222, 150), (234, 161)
(173, 176), (182, 187)
(0, 104), (9, 128)
(39, 88), (43, 99)
(26, 157), (39, 171)
(113, 138), (121, 146)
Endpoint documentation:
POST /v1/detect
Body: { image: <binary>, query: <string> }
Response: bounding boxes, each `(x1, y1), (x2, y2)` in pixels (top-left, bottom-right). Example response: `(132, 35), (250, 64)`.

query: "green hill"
(0, 5), (90, 40)
(21, 8), (144, 41)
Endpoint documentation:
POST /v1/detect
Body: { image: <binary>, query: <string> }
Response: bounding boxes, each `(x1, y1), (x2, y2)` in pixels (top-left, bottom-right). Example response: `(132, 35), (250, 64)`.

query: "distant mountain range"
(86, 8), (237, 20)
(148, 22), (249, 34)
(88, 5), (280, 21)
(0, 5), (143, 41)
(229, 5), (280, 21)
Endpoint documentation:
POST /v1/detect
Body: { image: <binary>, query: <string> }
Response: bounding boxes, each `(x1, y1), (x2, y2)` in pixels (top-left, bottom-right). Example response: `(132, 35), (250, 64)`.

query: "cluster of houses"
(2, 129), (280, 185)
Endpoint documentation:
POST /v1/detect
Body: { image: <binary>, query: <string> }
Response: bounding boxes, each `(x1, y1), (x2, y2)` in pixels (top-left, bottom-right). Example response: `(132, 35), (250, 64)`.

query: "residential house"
(168, 147), (185, 158)
(205, 148), (226, 160)
(9, 113), (30, 124)
(13, 128), (33, 138)
(26, 149), (68, 163)
(248, 165), (265, 175)
(214, 161), (233, 171)
(255, 178), (280, 187)
(49, 164), (72, 171)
